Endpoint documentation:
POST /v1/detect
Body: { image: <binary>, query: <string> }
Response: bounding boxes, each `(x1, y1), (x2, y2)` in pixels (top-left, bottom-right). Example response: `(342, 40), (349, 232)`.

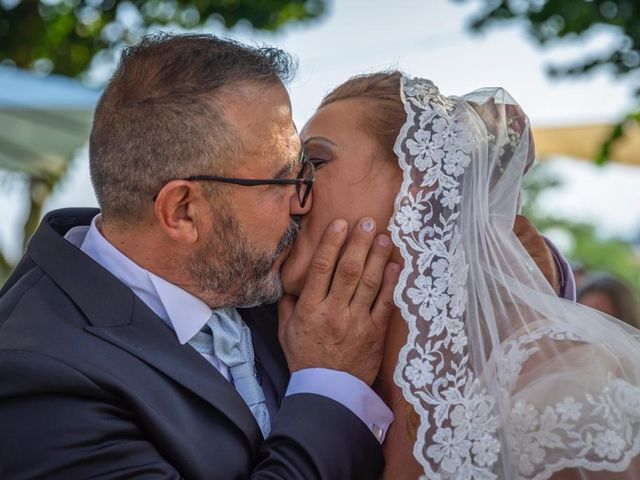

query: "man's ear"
(153, 180), (206, 245)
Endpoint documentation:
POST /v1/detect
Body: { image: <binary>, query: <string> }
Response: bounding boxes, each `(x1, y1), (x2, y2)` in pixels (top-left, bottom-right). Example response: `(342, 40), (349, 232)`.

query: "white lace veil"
(389, 76), (640, 479)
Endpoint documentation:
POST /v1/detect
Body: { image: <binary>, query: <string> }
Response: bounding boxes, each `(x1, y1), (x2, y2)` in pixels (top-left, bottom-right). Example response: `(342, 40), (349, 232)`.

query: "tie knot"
(208, 309), (253, 369)
(189, 329), (214, 356)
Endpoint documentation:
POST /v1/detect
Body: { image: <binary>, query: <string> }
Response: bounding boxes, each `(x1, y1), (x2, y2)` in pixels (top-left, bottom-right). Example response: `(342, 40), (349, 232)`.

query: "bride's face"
(281, 99), (402, 296)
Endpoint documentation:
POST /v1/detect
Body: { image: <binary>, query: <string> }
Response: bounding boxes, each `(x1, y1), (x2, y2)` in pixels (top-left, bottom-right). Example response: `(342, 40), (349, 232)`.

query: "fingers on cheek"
(311, 221), (347, 268)
(336, 258), (362, 284)
(380, 264), (400, 300)
(310, 255), (335, 277)
(359, 272), (381, 295)
(327, 220), (348, 244)
(370, 235), (392, 262)
(387, 261), (401, 280)
(375, 233), (392, 249)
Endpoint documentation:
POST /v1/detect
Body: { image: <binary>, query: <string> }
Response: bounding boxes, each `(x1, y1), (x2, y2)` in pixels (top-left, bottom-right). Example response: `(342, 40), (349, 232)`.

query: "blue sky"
(1, 0), (638, 261)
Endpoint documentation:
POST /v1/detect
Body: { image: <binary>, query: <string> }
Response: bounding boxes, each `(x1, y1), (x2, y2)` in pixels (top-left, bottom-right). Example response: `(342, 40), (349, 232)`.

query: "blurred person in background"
(570, 261), (589, 291)
(578, 272), (640, 329)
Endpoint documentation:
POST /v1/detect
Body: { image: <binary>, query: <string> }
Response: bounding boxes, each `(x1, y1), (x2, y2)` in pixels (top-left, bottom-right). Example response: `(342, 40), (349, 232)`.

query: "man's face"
(186, 82), (310, 308)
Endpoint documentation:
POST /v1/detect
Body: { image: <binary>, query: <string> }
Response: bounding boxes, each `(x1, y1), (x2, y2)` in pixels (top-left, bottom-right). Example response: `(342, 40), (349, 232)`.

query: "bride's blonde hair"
(320, 71), (406, 162)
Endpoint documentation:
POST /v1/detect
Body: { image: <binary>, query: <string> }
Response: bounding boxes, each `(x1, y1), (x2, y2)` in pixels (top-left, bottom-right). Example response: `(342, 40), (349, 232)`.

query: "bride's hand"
(513, 214), (561, 294)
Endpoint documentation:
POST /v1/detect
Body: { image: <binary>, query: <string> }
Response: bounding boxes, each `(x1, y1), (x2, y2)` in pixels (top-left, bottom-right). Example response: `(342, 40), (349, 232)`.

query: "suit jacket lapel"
(27, 209), (262, 451)
(84, 302), (262, 449)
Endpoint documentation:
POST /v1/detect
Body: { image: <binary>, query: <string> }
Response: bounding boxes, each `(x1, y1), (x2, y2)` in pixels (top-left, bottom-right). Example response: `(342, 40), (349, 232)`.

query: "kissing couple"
(2, 34), (640, 480)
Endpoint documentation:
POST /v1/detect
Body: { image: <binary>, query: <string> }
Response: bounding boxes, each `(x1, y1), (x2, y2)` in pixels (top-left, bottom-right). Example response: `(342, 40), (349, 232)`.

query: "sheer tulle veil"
(388, 76), (640, 479)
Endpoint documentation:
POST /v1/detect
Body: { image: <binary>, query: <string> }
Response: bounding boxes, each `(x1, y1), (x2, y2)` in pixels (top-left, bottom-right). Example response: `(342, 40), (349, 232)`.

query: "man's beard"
(185, 207), (300, 308)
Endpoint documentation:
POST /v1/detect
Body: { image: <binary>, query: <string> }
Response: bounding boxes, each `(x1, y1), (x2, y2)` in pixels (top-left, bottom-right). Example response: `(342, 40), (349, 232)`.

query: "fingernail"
(377, 235), (391, 247)
(361, 218), (375, 232)
(390, 262), (401, 273)
(332, 220), (347, 232)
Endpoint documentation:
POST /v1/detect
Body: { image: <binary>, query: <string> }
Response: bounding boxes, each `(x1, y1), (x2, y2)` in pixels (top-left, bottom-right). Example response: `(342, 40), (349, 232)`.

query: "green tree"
(457, 0), (640, 164)
(0, 0), (328, 283)
(522, 164), (640, 291)
(0, 0), (326, 77)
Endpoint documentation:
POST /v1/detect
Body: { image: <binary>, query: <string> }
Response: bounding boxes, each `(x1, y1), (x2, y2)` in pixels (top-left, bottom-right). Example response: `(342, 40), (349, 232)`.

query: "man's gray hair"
(89, 33), (296, 223)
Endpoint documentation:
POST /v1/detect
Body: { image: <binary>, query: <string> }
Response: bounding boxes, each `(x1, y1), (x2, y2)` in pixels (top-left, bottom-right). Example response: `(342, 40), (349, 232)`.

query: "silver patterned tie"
(189, 308), (271, 437)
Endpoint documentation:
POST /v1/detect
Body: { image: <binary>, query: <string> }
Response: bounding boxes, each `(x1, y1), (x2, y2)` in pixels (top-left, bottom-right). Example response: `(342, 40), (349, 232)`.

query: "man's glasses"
(153, 147), (315, 208)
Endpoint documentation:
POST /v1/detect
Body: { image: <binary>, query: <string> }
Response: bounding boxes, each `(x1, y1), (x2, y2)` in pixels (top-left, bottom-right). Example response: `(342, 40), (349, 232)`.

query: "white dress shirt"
(65, 215), (393, 442)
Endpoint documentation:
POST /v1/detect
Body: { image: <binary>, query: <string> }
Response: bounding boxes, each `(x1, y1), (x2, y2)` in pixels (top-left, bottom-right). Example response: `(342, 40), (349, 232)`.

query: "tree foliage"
(458, 0), (640, 163)
(0, 0), (326, 78)
(522, 164), (640, 291)
(0, 0), (327, 284)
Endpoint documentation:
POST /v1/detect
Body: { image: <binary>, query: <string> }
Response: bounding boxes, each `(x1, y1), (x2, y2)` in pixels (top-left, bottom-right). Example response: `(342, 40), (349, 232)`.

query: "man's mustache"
(273, 216), (301, 259)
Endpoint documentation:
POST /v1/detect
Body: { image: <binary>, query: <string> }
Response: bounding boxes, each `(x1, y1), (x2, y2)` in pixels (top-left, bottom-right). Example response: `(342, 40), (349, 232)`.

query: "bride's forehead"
(302, 99), (368, 138)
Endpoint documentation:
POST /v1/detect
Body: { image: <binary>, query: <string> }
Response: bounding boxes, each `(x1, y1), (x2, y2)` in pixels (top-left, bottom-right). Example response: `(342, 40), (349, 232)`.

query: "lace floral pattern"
(502, 325), (640, 479)
(391, 77), (499, 479)
(390, 77), (640, 479)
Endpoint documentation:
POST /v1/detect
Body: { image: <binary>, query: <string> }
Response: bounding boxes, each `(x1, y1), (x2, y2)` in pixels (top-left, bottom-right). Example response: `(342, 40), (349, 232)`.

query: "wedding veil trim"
(389, 76), (640, 479)
(390, 76), (498, 479)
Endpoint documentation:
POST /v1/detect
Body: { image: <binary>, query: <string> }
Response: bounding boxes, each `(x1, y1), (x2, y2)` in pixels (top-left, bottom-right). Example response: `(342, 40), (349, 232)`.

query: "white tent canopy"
(0, 67), (101, 178)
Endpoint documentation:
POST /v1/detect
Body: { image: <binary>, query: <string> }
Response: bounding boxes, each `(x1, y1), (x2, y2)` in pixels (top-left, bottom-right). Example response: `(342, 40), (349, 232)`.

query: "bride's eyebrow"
(304, 136), (337, 147)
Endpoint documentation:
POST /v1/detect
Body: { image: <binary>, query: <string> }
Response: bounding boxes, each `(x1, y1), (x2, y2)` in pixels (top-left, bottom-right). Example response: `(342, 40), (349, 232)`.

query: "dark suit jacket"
(0, 208), (383, 479)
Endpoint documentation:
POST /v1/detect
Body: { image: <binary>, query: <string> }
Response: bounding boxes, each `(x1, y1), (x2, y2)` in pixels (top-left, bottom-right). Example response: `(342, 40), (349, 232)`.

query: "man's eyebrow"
(273, 145), (303, 179)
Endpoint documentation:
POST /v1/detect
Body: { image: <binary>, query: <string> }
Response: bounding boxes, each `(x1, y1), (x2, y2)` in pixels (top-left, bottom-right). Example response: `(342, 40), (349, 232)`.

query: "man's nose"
(290, 188), (313, 215)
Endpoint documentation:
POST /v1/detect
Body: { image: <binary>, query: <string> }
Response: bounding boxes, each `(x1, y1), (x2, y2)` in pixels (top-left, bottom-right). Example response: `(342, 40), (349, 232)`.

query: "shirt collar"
(66, 214), (212, 344)
(147, 272), (212, 344)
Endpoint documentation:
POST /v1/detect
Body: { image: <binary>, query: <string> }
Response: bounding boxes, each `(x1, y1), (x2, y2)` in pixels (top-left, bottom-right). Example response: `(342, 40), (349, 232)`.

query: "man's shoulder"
(0, 264), (45, 317)
(0, 217), (112, 370)
(0, 263), (90, 350)
(0, 264), (103, 396)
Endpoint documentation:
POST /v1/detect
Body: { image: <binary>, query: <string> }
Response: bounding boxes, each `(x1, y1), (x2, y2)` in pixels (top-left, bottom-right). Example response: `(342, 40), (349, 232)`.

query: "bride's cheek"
(282, 235), (316, 288)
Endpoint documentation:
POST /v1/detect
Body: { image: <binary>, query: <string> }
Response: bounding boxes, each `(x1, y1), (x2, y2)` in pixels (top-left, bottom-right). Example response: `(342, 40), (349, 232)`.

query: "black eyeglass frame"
(152, 147), (315, 208)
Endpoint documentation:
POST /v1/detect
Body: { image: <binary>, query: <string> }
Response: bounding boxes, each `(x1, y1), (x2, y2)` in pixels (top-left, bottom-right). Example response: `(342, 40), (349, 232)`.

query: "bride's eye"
(310, 159), (328, 169)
